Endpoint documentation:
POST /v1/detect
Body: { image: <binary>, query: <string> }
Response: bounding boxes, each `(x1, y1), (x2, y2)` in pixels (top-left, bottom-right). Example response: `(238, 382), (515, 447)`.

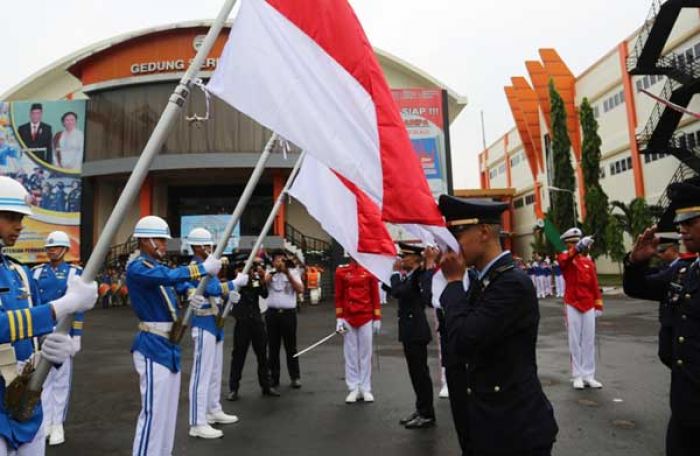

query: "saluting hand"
(440, 251), (466, 283)
(423, 246), (440, 269)
(630, 226), (659, 264)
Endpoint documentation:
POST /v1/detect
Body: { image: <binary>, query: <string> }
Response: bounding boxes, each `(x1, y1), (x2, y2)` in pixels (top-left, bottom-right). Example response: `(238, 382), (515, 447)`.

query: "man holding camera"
(265, 250), (304, 388)
(228, 256), (279, 400)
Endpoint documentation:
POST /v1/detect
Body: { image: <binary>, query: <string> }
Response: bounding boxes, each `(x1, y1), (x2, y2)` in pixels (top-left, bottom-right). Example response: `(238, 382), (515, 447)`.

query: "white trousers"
(0, 432), (45, 456)
(378, 284), (387, 304)
(189, 328), (224, 426)
(41, 356), (73, 428)
(343, 321), (373, 393)
(555, 276), (565, 297)
(309, 288), (321, 304)
(545, 276), (552, 296)
(132, 352), (180, 456)
(566, 305), (596, 379)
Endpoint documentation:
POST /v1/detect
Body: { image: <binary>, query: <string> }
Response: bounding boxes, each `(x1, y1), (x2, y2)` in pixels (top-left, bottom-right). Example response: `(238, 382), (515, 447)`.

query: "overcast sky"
(1, 0), (651, 188)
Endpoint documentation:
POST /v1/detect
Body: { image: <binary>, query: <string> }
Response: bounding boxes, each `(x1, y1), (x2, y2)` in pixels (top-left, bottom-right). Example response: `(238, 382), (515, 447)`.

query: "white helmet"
(133, 216), (171, 239)
(560, 227), (583, 242)
(45, 230), (70, 248)
(186, 227), (214, 246)
(0, 176), (32, 216)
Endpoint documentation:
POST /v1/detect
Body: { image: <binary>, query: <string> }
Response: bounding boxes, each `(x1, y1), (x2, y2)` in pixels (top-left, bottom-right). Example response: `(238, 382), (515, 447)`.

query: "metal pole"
(23, 0), (239, 405)
(216, 152), (306, 327)
(170, 133), (279, 342)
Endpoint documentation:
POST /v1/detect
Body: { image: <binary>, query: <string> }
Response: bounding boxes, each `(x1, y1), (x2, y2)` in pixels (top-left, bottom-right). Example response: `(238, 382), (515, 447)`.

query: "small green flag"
(542, 219), (566, 252)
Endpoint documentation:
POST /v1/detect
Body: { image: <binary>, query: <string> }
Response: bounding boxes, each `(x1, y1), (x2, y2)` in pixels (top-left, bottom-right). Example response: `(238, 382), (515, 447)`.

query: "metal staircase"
(627, 0), (700, 225)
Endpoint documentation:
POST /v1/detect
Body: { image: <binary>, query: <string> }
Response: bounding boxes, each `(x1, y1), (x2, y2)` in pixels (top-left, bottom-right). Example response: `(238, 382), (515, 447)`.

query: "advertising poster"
(391, 89), (449, 198)
(181, 215), (240, 255)
(0, 100), (85, 262)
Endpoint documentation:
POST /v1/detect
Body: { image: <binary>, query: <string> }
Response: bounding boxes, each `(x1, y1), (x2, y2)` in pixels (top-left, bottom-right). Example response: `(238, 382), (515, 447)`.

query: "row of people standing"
(524, 256), (565, 299)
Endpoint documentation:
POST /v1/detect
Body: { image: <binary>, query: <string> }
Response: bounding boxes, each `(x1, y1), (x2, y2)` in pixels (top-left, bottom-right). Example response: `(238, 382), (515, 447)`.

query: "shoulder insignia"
(141, 259), (155, 269)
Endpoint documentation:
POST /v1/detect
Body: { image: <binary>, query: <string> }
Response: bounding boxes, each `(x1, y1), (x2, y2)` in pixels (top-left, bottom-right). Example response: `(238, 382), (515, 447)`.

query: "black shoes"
(291, 379), (302, 389)
(404, 415), (436, 429)
(399, 411), (419, 425)
(226, 390), (239, 401)
(263, 387), (281, 397)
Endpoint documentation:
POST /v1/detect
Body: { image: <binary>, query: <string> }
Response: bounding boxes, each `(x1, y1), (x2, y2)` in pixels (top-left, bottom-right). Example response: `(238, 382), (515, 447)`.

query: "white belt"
(193, 308), (219, 317)
(138, 322), (173, 339)
(0, 344), (17, 384)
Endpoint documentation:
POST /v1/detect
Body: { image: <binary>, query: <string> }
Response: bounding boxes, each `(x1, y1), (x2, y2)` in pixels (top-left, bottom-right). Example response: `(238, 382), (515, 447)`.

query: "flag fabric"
(208, 0), (457, 251)
(288, 155), (396, 284)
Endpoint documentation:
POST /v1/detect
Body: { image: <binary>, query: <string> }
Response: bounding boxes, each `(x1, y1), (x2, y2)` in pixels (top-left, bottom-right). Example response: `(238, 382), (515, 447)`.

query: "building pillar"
(273, 171), (286, 237)
(618, 41), (646, 198)
(139, 175), (153, 218)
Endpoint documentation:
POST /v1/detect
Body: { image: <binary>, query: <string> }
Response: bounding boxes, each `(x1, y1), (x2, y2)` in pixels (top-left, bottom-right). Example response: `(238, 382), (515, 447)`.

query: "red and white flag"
(208, 0), (457, 252)
(288, 155), (396, 283)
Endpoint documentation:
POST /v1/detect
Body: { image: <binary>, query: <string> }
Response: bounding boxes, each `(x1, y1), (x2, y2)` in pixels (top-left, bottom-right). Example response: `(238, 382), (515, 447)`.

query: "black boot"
(227, 390), (239, 401)
(262, 387), (281, 397)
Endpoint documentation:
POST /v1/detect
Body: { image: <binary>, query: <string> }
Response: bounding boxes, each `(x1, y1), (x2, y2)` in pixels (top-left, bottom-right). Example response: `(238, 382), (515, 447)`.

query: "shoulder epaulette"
(141, 259), (155, 269)
(70, 264), (83, 271)
(31, 264), (44, 270)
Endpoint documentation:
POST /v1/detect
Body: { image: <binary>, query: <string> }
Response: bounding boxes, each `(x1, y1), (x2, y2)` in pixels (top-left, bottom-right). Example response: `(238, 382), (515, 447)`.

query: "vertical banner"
(0, 100), (85, 262)
(391, 89), (450, 198)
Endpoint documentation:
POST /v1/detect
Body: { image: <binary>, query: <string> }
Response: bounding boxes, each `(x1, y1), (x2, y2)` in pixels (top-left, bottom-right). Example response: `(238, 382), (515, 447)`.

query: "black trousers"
(265, 309), (300, 384)
(446, 363), (470, 454)
(402, 341), (434, 418)
(666, 415), (700, 456)
(229, 316), (270, 392)
(473, 447), (552, 456)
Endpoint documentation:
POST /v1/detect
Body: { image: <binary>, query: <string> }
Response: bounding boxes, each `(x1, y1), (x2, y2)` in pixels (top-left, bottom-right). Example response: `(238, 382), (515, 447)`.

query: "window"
(678, 54), (686, 68)
(489, 168), (497, 179)
(514, 198), (524, 209)
(613, 93), (620, 106)
(498, 163), (506, 175)
(593, 106), (600, 118)
(615, 161), (622, 174)
(610, 163), (615, 175)
(603, 99), (609, 112)
(626, 156), (633, 170)
(619, 90), (625, 104)
(636, 80), (643, 92)
(695, 43), (700, 61)
(510, 154), (521, 167)
(643, 76), (650, 89)
(689, 134), (697, 149)
(649, 74), (656, 85)
(686, 48), (694, 64)
(525, 194), (536, 205)
(610, 156), (634, 175)
(599, 166), (605, 179)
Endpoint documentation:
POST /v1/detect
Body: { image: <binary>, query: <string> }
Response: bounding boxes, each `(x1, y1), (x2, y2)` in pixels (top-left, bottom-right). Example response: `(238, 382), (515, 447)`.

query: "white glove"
(576, 236), (595, 253)
(52, 276), (98, 321)
(71, 335), (81, 356)
(233, 273), (249, 288)
(336, 318), (347, 333)
(41, 332), (73, 365)
(202, 256), (222, 276)
(228, 291), (241, 305)
(595, 309), (603, 318)
(372, 320), (381, 334)
(188, 294), (207, 310)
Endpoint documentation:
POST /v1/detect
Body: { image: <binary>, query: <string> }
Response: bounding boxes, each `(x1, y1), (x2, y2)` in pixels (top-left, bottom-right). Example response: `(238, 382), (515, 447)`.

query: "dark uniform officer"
(439, 195), (558, 456)
(228, 256), (279, 400)
(623, 177), (700, 456)
(388, 242), (435, 429)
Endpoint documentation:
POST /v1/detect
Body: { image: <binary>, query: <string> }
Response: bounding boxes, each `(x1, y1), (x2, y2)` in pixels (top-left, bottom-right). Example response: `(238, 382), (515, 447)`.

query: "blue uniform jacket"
(126, 254), (207, 373)
(189, 257), (235, 342)
(32, 262), (84, 337)
(0, 255), (57, 449)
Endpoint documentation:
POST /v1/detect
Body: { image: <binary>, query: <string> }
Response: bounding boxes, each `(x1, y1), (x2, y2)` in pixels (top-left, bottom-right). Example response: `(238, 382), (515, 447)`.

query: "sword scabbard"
(5, 362), (41, 422)
(170, 318), (187, 344)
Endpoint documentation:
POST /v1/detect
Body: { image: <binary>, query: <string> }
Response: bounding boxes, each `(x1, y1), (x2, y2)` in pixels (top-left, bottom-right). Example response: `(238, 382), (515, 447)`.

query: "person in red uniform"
(335, 258), (381, 403)
(558, 227), (604, 390)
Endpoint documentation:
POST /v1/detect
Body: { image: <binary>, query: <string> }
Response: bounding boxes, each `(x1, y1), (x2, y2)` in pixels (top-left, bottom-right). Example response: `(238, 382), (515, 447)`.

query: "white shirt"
(57, 128), (84, 170)
(266, 269), (302, 309)
(431, 269), (471, 309)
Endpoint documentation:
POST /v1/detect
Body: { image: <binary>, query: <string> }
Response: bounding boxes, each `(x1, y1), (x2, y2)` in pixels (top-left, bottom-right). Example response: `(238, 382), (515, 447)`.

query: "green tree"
(604, 212), (626, 275)
(549, 80), (576, 233)
(579, 98), (609, 258)
(610, 198), (656, 239)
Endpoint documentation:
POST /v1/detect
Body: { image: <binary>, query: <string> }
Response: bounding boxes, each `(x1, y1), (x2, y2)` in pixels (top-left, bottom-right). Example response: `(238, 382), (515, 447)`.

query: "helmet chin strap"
(149, 239), (165, 259)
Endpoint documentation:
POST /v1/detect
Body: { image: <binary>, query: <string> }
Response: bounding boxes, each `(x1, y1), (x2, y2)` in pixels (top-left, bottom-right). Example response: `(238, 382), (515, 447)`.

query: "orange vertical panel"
(273, 172), (286, 236)
(512, 77), (545, 174)
(618, 42), (645, 198)
(505, 86), (539, 181)
(504, 134), (513, 188)
(139, 175), (153, 218)
(526, 61), (553, 134)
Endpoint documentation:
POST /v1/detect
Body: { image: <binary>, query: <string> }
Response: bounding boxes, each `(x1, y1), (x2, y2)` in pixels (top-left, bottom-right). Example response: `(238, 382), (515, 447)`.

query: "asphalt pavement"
(50, 294), (669, 456)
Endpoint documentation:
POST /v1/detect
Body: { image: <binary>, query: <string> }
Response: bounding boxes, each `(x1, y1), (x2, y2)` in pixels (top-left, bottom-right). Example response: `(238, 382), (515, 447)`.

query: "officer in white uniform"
(185, 228), (246, 439)
(34, 231), (83, 447)
(126, 216), (222, 456)
(0, 177), (96, 456)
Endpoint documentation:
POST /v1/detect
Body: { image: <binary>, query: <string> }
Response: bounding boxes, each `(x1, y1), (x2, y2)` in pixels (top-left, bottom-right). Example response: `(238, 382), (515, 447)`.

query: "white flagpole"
(13, 0), (240, 421)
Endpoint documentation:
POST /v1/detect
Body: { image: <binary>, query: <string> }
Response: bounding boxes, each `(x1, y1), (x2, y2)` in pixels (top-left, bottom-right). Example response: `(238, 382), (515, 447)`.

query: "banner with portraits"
(0, 100), (85, 262)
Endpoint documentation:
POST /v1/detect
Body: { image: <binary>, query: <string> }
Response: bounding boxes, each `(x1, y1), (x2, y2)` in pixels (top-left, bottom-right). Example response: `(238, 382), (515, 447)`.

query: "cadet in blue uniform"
(0, 176), (96, 455)
(33, 231), (82, 447)
(185, 228), (246, 440)
(126, 216), (222, 456)
(439, 195), (558, 455)
(66, 182), (80, 213)
(623, 177), (700, 456)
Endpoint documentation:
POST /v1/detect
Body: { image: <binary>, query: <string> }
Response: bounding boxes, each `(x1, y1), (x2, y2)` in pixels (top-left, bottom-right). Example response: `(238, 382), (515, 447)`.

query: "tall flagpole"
(12, 0), (240, 421)
(216, 152), (306, 328)
(170, 133), (279, 343)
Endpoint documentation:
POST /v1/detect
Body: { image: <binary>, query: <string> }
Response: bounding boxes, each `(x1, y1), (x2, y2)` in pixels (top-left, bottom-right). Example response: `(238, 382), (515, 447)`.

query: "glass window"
(686, 48), (694, 63)
(498, 164), (506, 174)
(649, 74), (656, 85)
(603, 100), (609, 112)
(695, 43), (700, 61)
(644, 154), (651, 164)
(688, 133), (697, 149)
(643, 76), (650, 89)
(626, 157), (633, 170)
(514, 198), (524, 209)
(613, 94), (620, 106)
(610, 163), (616, 175)
(680, 136), (688, 149)
(525, 194), (535, 205)
(615, 161), (622, 174)
(620, 90), (625, 104)
(636, 80), (643, 92)
(599, 166), (605, 179)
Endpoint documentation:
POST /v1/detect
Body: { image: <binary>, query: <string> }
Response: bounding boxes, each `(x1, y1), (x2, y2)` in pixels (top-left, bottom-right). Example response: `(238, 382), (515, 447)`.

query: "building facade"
(1, 21), (466, 261)
(479, 6), (700, 273)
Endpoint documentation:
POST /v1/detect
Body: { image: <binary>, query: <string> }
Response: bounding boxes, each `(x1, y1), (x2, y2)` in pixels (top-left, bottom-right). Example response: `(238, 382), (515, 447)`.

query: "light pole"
(548, 185), (578, 228)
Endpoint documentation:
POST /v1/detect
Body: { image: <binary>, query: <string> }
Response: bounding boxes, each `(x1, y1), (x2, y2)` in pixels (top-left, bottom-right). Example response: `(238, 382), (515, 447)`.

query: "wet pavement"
(51, 294), (669, 455)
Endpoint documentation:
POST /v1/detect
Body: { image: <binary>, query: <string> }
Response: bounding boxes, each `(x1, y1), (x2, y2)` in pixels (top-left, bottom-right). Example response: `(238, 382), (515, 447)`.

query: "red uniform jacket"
(335, 263), (381, 328)
(557, 247), (603, 313)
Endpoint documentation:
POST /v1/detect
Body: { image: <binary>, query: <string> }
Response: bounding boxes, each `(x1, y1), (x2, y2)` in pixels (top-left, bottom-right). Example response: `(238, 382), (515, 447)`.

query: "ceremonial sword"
(293, 331), (340, 358)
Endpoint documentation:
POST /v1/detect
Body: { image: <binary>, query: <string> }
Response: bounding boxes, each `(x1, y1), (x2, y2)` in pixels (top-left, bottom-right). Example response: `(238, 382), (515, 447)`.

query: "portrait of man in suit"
(17, 103), (53, 164)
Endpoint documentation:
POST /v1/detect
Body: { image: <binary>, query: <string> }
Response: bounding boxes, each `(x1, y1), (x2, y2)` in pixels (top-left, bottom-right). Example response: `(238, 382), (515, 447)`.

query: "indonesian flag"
(288, 155), (396, 283)
(208, 0), (457, 252)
